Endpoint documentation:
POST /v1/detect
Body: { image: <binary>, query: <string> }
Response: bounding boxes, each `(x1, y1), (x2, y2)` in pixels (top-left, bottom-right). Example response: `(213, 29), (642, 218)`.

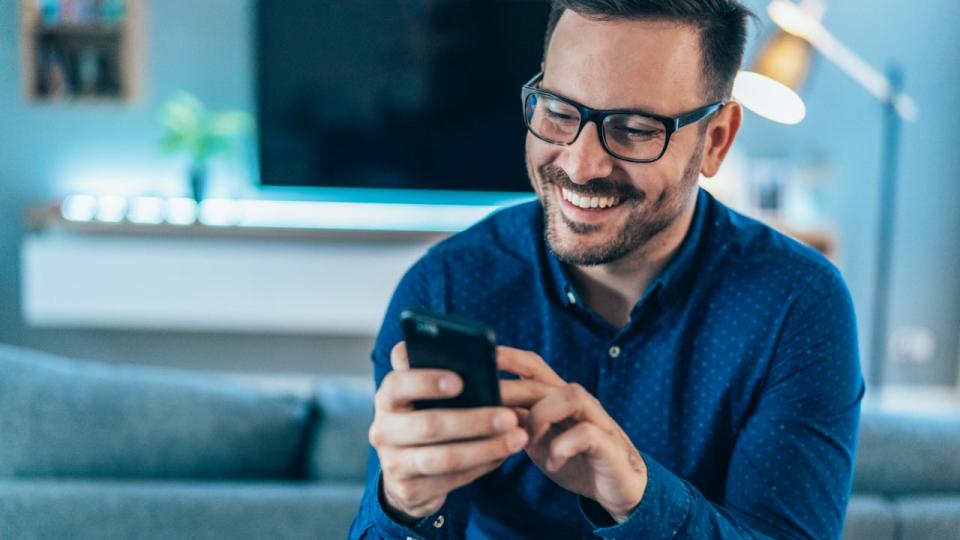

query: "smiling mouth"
(559, 187), (622, 210)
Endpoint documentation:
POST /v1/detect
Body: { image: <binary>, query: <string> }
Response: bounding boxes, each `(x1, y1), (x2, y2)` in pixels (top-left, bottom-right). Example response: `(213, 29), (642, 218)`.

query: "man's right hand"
(369, 342), (529, 522)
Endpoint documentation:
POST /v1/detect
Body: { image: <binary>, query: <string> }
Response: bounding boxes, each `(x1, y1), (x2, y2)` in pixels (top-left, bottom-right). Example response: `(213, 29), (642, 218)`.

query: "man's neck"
(566, 196), (698, 329)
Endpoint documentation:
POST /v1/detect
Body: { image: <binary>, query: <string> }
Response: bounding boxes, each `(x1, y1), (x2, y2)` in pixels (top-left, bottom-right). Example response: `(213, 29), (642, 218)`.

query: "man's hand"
(369, 342), (529, 522)
(498, 347), (648, 523)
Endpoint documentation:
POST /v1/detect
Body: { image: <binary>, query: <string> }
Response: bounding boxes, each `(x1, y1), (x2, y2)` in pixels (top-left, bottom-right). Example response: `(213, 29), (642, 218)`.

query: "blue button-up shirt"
(351, 188), (864, 539)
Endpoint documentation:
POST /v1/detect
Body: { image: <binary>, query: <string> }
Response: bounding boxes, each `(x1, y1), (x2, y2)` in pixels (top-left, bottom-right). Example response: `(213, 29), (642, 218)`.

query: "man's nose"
(556, 121), (615, 185)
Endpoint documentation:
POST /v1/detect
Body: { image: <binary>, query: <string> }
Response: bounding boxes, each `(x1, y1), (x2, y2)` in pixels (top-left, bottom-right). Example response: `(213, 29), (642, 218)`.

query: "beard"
(530, 134), (705, 266)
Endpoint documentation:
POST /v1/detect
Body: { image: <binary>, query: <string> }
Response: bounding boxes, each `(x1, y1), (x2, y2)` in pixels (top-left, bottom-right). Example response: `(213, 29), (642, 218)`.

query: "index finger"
(377, 369), (462, 412)
(499, 378), (555, 409)
(390, 341), (410, 371)
(496, 346), (565, 386)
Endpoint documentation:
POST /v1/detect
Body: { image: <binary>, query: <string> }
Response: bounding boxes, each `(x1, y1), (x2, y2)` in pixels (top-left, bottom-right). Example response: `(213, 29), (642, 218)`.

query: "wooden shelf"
(20, 0), (143, 103)
(36, 24), (124, 38)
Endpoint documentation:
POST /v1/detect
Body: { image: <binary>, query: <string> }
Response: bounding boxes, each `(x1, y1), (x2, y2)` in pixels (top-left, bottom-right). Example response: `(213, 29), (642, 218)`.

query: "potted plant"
(159, 92), (254, 203)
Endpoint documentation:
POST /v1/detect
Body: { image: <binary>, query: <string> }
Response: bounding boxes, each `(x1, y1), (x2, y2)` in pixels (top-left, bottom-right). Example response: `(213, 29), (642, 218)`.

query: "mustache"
(538, 164), (641, 200)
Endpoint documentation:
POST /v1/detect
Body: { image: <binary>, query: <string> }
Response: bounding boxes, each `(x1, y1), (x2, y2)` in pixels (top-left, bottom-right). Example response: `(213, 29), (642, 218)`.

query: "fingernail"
(493, 411), (514, 432)
(507, 429), (528, 451)
(438, 376), (460, 394)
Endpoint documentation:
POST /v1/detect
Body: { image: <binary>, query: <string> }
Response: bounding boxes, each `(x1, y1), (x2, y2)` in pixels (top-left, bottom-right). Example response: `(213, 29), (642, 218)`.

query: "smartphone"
(400, 307), (501, 409)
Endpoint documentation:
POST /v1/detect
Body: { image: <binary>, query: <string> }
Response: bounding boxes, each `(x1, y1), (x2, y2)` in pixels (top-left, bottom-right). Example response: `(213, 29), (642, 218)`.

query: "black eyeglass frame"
(521, 72), (725, 163)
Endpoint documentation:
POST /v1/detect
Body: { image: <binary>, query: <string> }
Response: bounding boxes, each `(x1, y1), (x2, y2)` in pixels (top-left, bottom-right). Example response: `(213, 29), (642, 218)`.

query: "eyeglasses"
(521, 72), (725, 163)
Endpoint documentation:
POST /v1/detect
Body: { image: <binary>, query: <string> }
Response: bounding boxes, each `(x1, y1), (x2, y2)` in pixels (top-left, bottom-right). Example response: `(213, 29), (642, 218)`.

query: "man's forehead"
(543, 10), (706, 113)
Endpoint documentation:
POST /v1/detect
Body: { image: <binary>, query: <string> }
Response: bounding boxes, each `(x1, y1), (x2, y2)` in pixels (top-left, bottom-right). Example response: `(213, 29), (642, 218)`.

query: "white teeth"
(561, 188), (620, 210)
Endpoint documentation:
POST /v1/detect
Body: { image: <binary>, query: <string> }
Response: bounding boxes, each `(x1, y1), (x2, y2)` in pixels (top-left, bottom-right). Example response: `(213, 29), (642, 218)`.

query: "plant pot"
(189, 163), (206, 203)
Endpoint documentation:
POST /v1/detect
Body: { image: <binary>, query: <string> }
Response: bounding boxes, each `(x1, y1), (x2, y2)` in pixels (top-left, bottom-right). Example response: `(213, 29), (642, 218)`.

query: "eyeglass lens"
(524, 92), (667, 161)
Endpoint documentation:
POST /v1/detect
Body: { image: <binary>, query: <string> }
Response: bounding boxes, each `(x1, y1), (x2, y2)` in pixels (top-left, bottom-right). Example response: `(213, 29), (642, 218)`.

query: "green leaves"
(159, 91), (254, 165)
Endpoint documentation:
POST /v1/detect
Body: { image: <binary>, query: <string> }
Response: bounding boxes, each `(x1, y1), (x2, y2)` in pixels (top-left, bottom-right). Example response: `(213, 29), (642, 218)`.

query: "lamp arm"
(802, 26), (918, 121)
(768, 0), (917, 121)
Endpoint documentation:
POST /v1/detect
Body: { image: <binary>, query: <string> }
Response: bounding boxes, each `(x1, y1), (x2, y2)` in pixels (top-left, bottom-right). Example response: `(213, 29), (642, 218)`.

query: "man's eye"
(546, 109), (577, 122)
(615, 126), (660, 139)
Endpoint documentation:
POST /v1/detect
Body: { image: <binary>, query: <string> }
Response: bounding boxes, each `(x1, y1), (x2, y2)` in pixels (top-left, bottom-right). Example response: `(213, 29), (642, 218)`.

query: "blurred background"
(1, 1), (959, 539)
(2, 0), (957, 399)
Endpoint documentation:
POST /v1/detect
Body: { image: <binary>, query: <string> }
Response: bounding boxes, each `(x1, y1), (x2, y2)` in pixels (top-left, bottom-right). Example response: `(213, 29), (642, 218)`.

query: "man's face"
(527, 11), (712, 266)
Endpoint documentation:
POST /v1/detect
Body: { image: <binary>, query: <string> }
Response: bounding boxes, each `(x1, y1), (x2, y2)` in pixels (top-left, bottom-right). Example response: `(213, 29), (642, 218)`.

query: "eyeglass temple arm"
(524, 72), (544, 87)
(675, 102), (726, 130)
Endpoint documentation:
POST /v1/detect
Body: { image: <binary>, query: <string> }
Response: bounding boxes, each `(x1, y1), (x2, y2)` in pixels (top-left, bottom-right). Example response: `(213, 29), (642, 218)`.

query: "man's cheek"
(525, 154), (545, 197)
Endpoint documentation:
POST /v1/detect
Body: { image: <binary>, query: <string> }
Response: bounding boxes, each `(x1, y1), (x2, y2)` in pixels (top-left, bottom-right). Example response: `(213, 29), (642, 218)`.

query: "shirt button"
(608, 345), (621, 358)
(432, 515), (445, 528)
(566, 291), (577, 304)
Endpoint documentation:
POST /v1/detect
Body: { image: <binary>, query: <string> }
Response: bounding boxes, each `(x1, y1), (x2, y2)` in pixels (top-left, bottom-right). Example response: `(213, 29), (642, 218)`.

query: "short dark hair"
(543, 0), (756, 102)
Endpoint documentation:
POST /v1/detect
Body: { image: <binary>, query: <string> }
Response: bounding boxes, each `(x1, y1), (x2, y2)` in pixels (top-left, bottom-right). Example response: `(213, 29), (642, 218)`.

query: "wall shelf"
(20, 0), (143, 103)
(20, 197), (509, 335)
(21, 226), (440, 336)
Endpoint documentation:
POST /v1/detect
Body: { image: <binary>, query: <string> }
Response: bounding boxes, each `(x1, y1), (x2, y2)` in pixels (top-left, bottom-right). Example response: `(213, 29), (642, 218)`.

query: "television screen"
(256, 0), (550, 193)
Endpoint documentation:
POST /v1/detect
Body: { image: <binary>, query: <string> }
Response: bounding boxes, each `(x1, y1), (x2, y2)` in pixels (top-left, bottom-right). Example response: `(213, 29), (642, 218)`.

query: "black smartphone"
(400, 307), (501, 409)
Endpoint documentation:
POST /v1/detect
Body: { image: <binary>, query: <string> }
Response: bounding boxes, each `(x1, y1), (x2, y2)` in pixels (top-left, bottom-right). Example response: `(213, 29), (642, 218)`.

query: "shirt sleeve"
(578, 268), (865, 539)
(349, 252), (475, 540)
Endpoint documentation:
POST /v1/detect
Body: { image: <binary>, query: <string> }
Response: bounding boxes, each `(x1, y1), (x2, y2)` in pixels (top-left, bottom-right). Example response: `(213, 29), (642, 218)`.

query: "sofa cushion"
(853, 409), (960, 496)
(307, 377), (374, 482)
(0, 478), (363, 540)
(0, 344), (313, 480)
(895, 496), (960, 540)
(842, 495), (896, 540)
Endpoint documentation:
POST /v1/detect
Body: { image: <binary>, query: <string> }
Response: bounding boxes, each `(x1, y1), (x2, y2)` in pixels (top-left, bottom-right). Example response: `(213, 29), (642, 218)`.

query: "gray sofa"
(0, 344), (372, 539)
(1, 344), (958, 539)
(843, 410), (960, 540)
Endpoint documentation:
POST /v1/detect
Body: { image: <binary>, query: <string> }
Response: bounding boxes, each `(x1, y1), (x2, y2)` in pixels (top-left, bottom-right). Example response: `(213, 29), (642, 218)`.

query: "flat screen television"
(255, 1), (550, 195)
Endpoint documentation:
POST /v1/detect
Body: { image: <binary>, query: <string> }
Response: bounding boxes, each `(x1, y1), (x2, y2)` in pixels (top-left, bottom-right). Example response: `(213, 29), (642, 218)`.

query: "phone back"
(401, 308), (501, 409)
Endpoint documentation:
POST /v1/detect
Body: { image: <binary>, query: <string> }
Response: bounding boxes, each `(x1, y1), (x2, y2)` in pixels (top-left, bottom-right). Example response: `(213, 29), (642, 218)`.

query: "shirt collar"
(542, 187), (712, 314)
(639, 187), (711, 312)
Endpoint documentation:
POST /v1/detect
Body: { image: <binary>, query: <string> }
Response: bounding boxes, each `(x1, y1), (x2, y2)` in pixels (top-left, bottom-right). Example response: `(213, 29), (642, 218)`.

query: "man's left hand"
(498, 346), (648, 523)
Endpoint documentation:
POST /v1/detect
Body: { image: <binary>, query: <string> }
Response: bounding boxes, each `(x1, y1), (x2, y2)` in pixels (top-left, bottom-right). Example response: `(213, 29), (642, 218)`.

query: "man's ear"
(700, 101), (743, 178)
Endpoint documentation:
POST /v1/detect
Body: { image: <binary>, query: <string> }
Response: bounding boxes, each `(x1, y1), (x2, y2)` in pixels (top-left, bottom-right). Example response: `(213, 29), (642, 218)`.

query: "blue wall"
(1, 1), (958, 384)
(0, 1), (376, 374)
(738, 0), (960, 385)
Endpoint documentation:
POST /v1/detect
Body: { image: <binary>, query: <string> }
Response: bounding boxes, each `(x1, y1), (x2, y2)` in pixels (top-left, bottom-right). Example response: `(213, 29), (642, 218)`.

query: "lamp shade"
(734, 70), (807, 125)
(753, 31), (814, 92)
(733, 0), (827, 125)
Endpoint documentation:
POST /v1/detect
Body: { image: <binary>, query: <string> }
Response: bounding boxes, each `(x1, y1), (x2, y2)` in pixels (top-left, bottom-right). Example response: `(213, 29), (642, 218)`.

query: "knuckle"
(426, 450), (456, 473)
(417, 414), (440, 440)
(373, 391), (389, 412)
(393, 481), (415, 503)
(381, 456), (400, 479)
(566, 383), (588, 401)
(368, 423), (382, 447)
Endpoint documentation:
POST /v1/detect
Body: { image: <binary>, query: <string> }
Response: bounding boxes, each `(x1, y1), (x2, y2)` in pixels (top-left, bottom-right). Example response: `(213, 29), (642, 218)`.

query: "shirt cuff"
(578, 452), (693, 539)
(369, 473), (450, 540)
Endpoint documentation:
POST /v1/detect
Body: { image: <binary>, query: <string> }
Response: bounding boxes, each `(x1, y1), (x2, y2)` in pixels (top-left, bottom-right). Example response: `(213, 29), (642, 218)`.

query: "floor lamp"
(733, 0), (918, 390)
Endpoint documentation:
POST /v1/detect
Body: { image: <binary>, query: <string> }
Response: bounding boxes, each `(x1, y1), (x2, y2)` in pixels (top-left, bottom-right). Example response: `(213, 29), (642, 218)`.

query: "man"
(351, 1), (864, 538)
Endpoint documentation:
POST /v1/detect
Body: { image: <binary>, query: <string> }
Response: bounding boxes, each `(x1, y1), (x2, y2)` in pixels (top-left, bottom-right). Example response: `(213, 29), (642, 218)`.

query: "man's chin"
(547, 215), (620, 265)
